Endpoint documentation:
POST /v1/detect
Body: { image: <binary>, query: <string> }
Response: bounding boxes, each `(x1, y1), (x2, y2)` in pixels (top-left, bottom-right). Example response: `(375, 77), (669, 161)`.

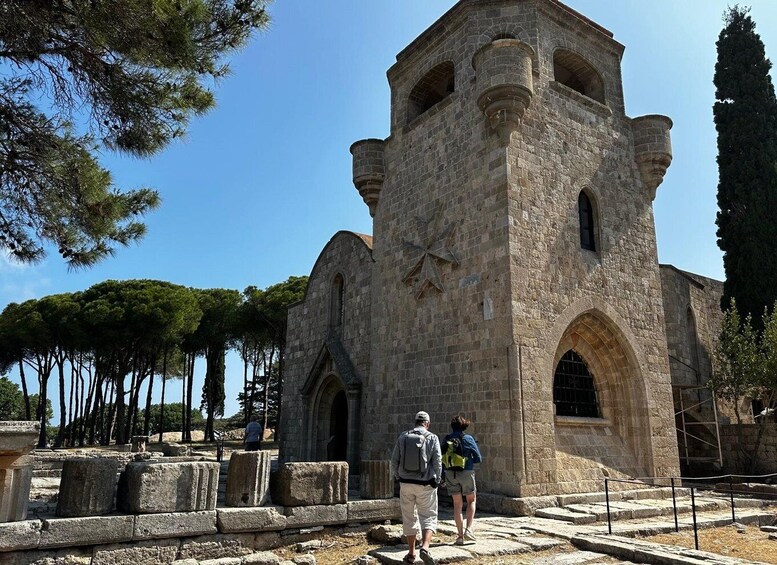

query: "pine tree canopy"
(714, 6), (777, 322)
(0, 0), (270, 267)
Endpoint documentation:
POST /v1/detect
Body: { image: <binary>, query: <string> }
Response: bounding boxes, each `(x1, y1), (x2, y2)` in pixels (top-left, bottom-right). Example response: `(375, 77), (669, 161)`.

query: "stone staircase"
(532, 486), (770, 526)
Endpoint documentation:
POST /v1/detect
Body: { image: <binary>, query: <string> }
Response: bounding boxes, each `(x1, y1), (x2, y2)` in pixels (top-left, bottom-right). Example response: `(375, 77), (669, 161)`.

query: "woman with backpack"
(442, 415), (482, 545)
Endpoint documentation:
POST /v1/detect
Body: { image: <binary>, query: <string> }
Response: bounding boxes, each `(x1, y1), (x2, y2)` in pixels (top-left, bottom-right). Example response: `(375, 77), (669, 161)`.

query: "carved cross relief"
(402, 208), (459, 299)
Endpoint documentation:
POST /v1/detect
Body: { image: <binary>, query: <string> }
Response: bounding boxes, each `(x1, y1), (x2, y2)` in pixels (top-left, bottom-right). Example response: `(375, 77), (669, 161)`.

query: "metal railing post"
(729, 475), (736, 523)
(691, 486), (699, 550)
(671, 477), (679, 532)
(605, 478), (612, 535)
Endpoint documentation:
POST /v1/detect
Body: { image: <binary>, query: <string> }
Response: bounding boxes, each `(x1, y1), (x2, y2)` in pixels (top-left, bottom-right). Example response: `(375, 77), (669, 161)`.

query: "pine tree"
(714, 6), (777, 322)
(0, 1), (270, 267)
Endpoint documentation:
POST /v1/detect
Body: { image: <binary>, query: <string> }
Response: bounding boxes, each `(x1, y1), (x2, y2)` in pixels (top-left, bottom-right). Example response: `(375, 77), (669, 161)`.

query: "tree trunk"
(126, 358), (138, 439)
(54, 356), (67, 448)
(143, 358), (155, 436)
(242, 347), (250, 425)
(18, 357), (31, 420)
(67, 360), (76, 446)
(185, 352), (195, 442)
(159, 350), (168, 443)
(181, 354), (187, 440)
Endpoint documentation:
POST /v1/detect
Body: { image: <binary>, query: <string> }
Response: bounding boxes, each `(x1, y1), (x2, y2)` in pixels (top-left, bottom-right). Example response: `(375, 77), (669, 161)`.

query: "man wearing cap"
(390, 411), (442, 565)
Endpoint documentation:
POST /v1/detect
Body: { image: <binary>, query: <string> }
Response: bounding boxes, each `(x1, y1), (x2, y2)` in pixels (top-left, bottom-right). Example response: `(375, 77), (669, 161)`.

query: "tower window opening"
(553, 49), (605, 104)
(330, 274), (344, 331)
(554, 349), (600, 418)
(407, 61), (455, 123)
(578, 190), (597, 252)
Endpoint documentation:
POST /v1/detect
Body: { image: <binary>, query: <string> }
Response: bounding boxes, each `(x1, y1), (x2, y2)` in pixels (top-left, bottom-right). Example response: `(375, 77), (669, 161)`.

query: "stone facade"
(281, 0), (688, 496)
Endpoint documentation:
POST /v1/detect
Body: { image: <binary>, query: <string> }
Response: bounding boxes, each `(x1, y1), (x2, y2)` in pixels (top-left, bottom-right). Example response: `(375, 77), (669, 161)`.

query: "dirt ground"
(643, 523), (777, 564)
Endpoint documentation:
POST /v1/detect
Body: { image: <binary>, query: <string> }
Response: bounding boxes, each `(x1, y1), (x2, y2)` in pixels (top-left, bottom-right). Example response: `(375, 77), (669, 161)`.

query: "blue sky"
(5, 0), (777, 421)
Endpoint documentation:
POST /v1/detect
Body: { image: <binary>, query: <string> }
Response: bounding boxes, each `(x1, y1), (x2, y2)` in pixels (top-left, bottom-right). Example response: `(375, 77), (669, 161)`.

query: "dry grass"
(643, 524), (777, 564)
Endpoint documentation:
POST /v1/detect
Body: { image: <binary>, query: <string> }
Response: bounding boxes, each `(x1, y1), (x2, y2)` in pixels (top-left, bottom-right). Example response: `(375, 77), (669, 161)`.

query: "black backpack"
(400, 429), (430, 475)
(442, 435), (468, 471)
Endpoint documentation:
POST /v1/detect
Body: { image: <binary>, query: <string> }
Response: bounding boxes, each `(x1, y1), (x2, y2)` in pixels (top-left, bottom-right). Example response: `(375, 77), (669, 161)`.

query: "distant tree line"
(0, 276), (307, 448)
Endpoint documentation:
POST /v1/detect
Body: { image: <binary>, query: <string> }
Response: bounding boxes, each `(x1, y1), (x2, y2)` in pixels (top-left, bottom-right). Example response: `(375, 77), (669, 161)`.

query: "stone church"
(279, 0), (723, 497)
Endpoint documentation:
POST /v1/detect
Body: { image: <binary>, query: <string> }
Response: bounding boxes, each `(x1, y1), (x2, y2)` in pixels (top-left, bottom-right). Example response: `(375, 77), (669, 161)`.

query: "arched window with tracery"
(329, 274), (344, 331)
(578, 190), (597, 252)
(553, 49), (605, 104)
(554, 349), (600, 418)
(407, 61), (455, 123)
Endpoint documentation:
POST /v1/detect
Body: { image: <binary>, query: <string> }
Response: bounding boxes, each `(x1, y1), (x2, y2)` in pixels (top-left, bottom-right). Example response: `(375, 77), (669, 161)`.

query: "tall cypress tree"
(714, 6), (777, 323)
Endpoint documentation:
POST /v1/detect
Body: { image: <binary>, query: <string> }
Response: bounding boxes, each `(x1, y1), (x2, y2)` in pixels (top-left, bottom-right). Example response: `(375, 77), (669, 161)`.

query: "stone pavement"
(368, 493), (777, 565)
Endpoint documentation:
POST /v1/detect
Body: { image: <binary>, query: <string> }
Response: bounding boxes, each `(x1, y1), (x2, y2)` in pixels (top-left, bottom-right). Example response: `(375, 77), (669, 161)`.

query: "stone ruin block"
(270, 462), (348, 507)
(117, 461), (219, 514)
(56, 457), (120, 517)
(359, 460), (393, 500)
(131, 435), (149, 453)
(225, 451), (271, 507)
(0, 421), (39, 522)
(161, 442), (191, 457)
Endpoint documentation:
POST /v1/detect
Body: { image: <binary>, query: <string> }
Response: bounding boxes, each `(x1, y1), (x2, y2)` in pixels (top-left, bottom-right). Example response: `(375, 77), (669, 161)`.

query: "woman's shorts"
(445, 470), (476, 496)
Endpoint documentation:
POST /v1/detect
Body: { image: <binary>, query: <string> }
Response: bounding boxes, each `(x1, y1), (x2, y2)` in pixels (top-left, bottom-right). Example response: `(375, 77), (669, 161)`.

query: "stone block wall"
(719, 424), (777, 474)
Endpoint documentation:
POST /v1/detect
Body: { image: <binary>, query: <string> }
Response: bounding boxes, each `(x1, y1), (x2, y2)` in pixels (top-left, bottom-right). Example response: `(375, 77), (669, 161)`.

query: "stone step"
(536, 494), (767, 524)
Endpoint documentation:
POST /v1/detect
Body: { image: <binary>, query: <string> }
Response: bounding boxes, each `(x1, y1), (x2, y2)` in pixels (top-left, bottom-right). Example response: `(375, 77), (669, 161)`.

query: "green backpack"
(442, 436), (468, 471)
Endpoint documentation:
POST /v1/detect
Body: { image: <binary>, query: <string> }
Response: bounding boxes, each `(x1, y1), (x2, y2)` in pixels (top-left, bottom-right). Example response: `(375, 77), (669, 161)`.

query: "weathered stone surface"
(91, 538), (180, 565)
(368, 545), (470, 564)
(117, 461), (219, 513)
(347, 499), (400, 523)
(39, 515), (134, 548)
(242, 552), (282, 564)
(0, 547), (91, 565)
(271, 463), (348, 507)
(466, 539), (531, 556)
(254, 532), (283, 551)
(0, 454), (33, 522)
(534, 507), (596, 524)
(359, 461), (393, 500)
(283, 504), (347, 528)
(290, 555), (316, 565)
(161, 443), (191, 457)
(217, 507), (288, 533)
(367, 524), (403, 545)
(133, 510), (217, 540)
(502, 495), (558, 517)
(131, 436), (149, 453)
(56, 458), (119, 517)
(178, 533), (255, 560)
(225, 451), (271, 507)
(0, 519), (41, 552)
(199, 558), (242, 565)
(0, 422), (39, 457)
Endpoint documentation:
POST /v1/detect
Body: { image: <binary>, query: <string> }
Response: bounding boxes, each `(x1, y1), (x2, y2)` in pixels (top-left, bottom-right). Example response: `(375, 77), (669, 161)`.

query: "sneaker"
(419, 548), (436, 565)
(463, 528), (477, 542)
(454, 536), (464, 546)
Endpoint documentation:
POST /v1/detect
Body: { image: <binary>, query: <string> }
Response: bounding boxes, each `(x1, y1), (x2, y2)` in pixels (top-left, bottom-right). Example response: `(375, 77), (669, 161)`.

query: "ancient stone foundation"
(359, 460), (393, 500)
(117, 461), (220, 513)
(225, 451), (271, 507)
(56, 458), (120, 517)
(0, 421), (39, 522)
(270, 462), (348, 507)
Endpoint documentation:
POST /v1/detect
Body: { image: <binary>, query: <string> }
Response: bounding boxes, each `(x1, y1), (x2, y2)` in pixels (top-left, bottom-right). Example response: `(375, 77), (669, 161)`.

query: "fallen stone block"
(270, 463), (347, 507)
(290, 555), (316, 565)
(117, 461), (219, 513)
(225, 451), (271, 507)
(347, 498), (400, 523)
(242, 552), (282, 564)
(0, 421), (38, 523)
(56, 458), (119, 517)
(254, 532), (283, 551)
(133, 510), (217, 540)
(367, 524), (403, 545)
(466, 538), (531, 556)
(161, 443), (191, 457)
(0, 519), (41, 552)
(91, 538), (180, 565)
(359, 461), (393, 500)
(217, 507), (288, 533)
(39, 515), (134, 549)
(502, 495), (557, 517)
(178, 533), (255, 560)
(513, 535), (566, 551)
(131, 436), (149, 453)
(199, 558), (242, 565)
(284, 504), (347, 528)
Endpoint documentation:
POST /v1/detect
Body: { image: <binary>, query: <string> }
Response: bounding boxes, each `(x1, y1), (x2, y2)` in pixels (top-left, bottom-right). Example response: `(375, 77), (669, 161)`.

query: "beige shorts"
(445, 470), (476, 496)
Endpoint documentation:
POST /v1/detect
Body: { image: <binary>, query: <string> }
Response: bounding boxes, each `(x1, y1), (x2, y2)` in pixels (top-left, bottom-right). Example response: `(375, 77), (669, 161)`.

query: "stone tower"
(281, 0), (680, 497)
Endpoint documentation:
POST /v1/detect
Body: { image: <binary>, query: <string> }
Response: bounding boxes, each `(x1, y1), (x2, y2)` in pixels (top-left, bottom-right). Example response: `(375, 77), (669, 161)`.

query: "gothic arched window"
(553, 49), (605, 104)
(553, 350), (600, 418)
(407, 62), (455, 123)
(578, 190), (597, 252)
(329, 274), (344, 331)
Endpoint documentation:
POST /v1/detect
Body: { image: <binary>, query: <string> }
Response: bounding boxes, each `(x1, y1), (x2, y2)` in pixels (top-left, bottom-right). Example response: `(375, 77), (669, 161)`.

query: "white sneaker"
(463, 528), (476, 542)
